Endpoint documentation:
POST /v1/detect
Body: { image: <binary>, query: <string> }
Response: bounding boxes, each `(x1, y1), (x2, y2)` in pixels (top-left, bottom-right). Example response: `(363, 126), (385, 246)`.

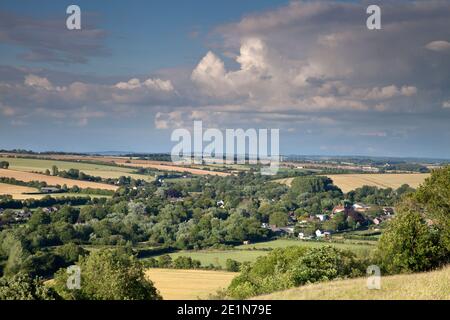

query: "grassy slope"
(255, 266), (450, 300)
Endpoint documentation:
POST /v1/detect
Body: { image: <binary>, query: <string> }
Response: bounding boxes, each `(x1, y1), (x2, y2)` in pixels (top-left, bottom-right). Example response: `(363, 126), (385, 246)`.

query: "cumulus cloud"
(115, 78), (174, 91)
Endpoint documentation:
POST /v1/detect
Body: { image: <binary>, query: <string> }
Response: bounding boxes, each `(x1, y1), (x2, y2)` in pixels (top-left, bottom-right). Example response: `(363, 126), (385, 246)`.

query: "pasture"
(235, 239), (376, 255)
(145, 268), (237, 300)
(0, 169), (118, 191)
(255, 265), (450, 300)
(160, 250), (269, 268)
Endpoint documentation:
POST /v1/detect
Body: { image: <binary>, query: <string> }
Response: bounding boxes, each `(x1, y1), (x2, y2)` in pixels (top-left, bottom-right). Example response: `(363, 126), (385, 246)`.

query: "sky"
(0, 0), (449, 158)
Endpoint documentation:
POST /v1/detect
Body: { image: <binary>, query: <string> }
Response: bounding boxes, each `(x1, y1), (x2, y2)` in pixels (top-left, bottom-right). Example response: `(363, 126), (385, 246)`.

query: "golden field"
(0, 153), (230, 177)
(0, 182), (39, 200)
(145, 268), (237, 300)
(255, 266), (450, 300)
(276, 173), (430, 193)
(326, 173), (430, 193)
(0, 169), (118, 191)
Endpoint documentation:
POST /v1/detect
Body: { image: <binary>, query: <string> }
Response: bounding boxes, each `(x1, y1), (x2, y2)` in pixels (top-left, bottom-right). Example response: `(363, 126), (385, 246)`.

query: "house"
(353, 203), (371, 212)
(279, 226), (295, 235)
(316, 214), (329, 222)
(216, 200), (225, 208)
(383, 207), (394, 215)
(315, 229), (331, 239)
(40, 187), (61, 193)
(243, 240), (251, 245)
(332, 205), (345, 215)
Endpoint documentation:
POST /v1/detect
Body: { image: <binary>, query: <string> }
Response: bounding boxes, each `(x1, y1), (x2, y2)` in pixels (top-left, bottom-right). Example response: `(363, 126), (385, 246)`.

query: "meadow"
(150, 239), (376, 269)
(235, 239), (376, 254)
(145, 268), (237, 300)
(255, 265), (450, 300)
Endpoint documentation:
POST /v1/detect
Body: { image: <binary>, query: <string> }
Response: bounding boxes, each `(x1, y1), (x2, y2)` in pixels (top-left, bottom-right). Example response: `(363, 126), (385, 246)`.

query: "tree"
(52, 165), (59, 176)
(0, 273), (61, 300)
(269, 212), (289, 227)
(377, 198), (444, 273)
(0, 161), (9, 169)
(54, 249), (162, 300)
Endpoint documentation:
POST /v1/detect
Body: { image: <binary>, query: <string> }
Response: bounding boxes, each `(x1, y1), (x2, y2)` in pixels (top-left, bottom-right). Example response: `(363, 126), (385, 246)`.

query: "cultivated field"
(326, 173), (430, 193)
(0, 169), (118, 191)
(0, 182), (39, 200)
(275, 173), (430, 193)
(0, 153), (230, 176)
(145, 268), (237, 300)
(0, 156), (153, 181)
(255, 265), (450, 300)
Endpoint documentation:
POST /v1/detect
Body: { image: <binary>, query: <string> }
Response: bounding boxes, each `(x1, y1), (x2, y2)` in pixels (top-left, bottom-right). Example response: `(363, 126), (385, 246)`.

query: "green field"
(150, 240), (376, 268)
(157, 250), (269, 268)
(236, 239), (376, 255)
(0, 156), (154, 181)
(255, 265), (450, 300)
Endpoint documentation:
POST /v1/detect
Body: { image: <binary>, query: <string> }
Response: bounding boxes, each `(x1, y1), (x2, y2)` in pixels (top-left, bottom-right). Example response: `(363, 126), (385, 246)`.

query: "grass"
(159, 250), (270, 268)
(254, 266), (450, 300)
(0, 156), (154, 181)
(150, 240), (375, 269)
(236, 239), (376, 255)
(145, 268), (237, 300)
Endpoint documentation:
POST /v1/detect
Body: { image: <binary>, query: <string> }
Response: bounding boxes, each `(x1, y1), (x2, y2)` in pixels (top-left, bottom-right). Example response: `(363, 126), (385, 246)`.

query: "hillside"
(254, 266), (450, 300)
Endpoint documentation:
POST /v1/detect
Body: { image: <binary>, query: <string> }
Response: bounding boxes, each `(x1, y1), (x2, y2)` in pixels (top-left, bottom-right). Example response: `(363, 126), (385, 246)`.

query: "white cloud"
(24, 74), (54, 90)
(443, 100), (450, 109)
(115, 77), (174, 91)
(425, 40), (450, 52)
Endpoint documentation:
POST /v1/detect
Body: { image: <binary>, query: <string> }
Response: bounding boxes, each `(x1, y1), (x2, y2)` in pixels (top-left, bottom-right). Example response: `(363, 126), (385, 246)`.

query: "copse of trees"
(377, 166), (450, 273)
(226, 246), (366, 299)
(53, 249), (162, 300)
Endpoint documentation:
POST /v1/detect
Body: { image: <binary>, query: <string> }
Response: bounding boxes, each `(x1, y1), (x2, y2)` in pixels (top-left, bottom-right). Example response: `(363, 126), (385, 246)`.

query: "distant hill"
(254, 266), (450, 300)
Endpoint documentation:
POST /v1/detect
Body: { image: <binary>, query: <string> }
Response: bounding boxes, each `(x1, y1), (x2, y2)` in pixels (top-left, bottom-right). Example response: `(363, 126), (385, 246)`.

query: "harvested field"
(275, 174), (430, 193)
(145, 268), (237, 300)
(326, 173), (430, 193)
(0, 153), (230, 176)
(0, 182), (39, 199)
(0, 169), (118, 191)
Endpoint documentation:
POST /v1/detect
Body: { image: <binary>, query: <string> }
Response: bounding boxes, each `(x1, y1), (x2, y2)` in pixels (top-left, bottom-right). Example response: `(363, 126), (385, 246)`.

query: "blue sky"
(1, 0), (450, 158)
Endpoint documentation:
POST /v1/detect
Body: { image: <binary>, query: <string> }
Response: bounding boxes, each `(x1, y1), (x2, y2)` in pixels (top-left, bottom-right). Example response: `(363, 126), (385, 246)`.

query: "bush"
(0, 273), (60, 300)
(225, 259), (241, 272)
